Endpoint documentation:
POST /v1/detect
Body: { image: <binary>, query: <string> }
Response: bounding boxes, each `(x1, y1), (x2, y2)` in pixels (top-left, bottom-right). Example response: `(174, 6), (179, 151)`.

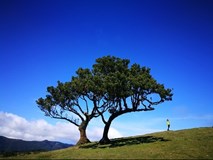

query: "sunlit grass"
(3, 127), (213, 159)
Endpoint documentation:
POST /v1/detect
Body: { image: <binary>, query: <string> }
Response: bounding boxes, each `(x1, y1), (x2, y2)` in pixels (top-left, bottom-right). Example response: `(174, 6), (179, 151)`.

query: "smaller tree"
(36, 68), (107, 145)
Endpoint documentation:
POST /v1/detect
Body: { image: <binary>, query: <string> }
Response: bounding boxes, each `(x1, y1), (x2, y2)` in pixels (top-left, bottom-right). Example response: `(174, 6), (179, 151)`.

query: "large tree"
(36, 68), (107, 145)
(37, 55), (173, 145)
(92, 56), (173, 144)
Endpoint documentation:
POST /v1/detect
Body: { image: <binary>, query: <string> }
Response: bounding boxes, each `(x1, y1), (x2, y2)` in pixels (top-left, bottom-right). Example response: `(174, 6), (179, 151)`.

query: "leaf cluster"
(36, 55), (173, 126)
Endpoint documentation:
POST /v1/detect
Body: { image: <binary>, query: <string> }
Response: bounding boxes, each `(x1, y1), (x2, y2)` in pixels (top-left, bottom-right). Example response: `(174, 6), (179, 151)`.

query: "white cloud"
(87, 127), (123, 142)
(2, 111), (211, 145)
(0, 111), (122, 144)
(111, 121), (164, 138)
(108, 127), (123, 138)
(0, 112), (79, 144)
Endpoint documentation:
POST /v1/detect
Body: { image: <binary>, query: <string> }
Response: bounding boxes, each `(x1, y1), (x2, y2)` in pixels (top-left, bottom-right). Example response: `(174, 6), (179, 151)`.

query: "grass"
(2, 127), (213, 159)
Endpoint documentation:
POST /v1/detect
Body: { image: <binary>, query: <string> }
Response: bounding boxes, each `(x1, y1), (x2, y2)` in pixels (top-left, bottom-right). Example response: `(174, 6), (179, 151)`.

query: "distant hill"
(0, 136), (73, 152)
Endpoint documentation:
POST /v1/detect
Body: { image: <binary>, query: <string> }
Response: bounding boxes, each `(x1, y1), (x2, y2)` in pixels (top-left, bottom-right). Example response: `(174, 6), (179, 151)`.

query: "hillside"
(3, 127), (213, 159)
(0, 136), (72, 152)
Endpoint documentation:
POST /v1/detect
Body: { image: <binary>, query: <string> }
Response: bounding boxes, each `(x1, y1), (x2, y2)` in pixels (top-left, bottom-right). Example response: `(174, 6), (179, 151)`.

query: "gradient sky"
(0, 0), (213, 144)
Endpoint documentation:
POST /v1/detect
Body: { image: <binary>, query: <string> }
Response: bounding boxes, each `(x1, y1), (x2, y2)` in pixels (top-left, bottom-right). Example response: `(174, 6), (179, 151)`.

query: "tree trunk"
(76, 120), (90, 145)
(99, 115), (115, 144)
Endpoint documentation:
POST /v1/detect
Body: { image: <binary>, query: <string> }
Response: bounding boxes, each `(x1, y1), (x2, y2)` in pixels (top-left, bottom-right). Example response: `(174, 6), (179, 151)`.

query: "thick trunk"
(76, 120), (90, 145)
(99, 116), (115, 144)
(99, 110), (131, 144)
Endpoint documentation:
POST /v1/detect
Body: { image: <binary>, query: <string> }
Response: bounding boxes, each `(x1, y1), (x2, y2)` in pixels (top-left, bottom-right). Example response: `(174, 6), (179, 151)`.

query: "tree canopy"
(36, 55), (173, 145)
(92, 56), (173, 143)
(36, 68), (107, 145)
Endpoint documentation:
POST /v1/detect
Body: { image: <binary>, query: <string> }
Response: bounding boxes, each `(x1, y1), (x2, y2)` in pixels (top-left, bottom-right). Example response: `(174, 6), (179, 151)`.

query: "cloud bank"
(1, 111), (212, 144)
(0, 112), (122, 144)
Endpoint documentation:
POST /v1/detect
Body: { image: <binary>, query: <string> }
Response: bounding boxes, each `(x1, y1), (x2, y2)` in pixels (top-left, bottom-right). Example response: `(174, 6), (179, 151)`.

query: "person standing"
(166, 119), (170, 131)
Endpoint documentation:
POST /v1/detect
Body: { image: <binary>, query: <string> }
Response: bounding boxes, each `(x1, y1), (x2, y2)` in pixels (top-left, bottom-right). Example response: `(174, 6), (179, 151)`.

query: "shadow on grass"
(80, 136), (170, 149)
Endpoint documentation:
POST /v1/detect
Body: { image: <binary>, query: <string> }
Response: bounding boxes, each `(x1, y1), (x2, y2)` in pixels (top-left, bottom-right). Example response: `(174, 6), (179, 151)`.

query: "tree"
(36, 68), (107, 145)
(36, 55), (173, 145)
(92, 56), (173, 144)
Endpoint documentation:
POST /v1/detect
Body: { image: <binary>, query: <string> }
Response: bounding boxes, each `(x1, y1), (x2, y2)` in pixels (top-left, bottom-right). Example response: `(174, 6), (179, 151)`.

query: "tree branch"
(68, 107), (84, 122)
(97, 108), (107, 124)
(144, 97), (163, 106)
(48, 110), (79, 127)
(95, 101), (110, 124)
(122, 98), (128, 109)
(81, 95), (89, 113)
(73, 99), (85, 116)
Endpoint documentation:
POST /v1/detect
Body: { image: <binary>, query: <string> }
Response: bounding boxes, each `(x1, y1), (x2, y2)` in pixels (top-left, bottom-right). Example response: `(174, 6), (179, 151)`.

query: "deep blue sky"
(0, 0), (213, 143)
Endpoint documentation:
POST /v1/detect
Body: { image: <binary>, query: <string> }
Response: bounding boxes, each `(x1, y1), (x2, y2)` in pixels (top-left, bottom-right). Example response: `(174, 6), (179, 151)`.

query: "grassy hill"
(3, 127), (213, 159)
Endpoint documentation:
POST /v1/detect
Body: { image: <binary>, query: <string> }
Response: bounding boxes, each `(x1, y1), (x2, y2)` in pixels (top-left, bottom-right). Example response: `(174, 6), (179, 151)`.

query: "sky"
(0, 0), (213, 144)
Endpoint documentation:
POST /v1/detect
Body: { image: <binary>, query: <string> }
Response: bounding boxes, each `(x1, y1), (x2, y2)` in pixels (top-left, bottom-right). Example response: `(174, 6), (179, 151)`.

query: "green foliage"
(37, 55), (173, 117)
(36, 55), (173, 144)
(91, 56), (173, 110)
(93, 56), (130, 98)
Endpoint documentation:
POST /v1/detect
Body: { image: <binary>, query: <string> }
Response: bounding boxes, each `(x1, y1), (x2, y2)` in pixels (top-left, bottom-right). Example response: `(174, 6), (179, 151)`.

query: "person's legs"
(168, 124), (170, 131)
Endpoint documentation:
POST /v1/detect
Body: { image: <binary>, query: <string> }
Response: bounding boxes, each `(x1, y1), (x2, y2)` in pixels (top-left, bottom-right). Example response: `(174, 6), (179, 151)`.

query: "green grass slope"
(5, 127), (213, 159)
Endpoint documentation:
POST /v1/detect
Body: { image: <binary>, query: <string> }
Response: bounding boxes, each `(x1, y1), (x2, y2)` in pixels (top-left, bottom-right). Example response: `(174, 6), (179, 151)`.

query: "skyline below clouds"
(0, 111), (212, 144)
(1, 0), (213, 144)
(0, 111), (122, 144)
